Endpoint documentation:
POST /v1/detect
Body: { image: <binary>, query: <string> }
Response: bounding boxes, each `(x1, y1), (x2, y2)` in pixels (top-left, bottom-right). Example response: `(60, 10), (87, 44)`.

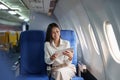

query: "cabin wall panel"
(78, 0), (120, 80)
(105, 0), (120, 50)
(55, 0), (120, 80)
(104, 0), (120, 80)
(29, 11), (58, 31)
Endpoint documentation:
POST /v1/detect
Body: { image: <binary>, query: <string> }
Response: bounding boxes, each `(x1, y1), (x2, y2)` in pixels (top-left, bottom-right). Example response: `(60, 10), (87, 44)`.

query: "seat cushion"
(72, 76), (84, 80)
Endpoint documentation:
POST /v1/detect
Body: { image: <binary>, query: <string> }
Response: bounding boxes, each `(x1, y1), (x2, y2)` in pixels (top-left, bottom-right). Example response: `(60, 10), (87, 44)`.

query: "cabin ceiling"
(0, 0), (57, 24)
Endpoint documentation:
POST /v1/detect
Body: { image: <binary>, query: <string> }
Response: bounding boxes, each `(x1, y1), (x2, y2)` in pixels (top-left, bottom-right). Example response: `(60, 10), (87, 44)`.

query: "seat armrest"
(12, 56), (20, 77)
(78, 63), (87, 76)
(46, 64), (52, 79)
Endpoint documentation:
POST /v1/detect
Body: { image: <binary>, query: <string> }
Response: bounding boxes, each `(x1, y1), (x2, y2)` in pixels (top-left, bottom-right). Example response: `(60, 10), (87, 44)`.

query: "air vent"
(48, 0), (57, 16)
(22, 0), (58, 15)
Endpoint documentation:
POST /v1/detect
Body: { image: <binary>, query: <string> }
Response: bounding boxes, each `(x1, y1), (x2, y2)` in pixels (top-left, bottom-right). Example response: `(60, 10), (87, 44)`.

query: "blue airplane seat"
(18, 30), (49, 80)
(61, 30), (84, 80)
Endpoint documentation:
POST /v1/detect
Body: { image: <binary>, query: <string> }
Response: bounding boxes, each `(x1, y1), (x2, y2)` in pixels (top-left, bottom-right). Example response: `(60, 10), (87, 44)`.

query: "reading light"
(0, 1), (29, 21)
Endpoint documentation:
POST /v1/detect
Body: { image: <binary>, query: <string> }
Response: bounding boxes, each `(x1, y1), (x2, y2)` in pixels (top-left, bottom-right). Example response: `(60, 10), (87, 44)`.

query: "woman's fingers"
(63, 50), (73, 58)
(50, 53), (58, 60)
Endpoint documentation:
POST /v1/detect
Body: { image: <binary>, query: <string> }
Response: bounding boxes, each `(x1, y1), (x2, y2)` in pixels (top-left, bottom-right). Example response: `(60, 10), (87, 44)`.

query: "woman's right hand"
(50, 53), (58, 61)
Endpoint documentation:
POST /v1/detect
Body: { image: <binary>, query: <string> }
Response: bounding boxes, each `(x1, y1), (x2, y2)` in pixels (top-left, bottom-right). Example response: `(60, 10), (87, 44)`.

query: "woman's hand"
(50, 53), (59, 61)
(63, 50), (73, 61)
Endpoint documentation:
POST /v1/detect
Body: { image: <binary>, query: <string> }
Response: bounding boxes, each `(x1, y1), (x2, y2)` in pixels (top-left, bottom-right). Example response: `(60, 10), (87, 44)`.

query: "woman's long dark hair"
(45, 23), (60, 43)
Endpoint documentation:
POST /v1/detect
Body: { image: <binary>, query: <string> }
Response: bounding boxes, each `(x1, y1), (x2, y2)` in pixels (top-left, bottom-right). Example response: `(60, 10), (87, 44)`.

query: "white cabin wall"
(82, 0), (120, 80)
(81, 0), (110, 80)
(105, 0), (120, 48)
(54, 0), (105, 80)
(54, 0), (120, 80)
(29, 11), (58, 31)
(103, 0), (120, 80)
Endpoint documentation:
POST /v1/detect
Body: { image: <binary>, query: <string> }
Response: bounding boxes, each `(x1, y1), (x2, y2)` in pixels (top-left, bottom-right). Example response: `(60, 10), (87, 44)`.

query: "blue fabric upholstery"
(61, 30), (77, 66)
(18, 30), (48, 80)
(61, 30), (84, 80)
(18, 30), (83, 80)
(18, 75), (48, 80)
(72, 76), (84, 80)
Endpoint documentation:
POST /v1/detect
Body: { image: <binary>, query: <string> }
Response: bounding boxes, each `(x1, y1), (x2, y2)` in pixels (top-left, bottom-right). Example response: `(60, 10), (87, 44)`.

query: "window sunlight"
(88, 24), (100, 55)
(79, 26), (88, 49)
(104, 21), (120, 63)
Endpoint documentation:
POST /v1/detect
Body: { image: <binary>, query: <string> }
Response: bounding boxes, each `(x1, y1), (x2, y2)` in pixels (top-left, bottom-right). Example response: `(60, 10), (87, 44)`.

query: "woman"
(44, 23), (76, 80)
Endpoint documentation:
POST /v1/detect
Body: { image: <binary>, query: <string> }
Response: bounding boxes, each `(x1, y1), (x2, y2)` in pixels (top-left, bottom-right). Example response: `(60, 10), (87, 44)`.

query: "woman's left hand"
(63, 50), (73, 61)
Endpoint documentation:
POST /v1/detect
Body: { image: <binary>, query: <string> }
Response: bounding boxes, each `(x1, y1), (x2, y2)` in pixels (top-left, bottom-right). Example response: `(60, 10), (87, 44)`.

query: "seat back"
(19, 30), (47, 75)
(61, 30), (77, 66)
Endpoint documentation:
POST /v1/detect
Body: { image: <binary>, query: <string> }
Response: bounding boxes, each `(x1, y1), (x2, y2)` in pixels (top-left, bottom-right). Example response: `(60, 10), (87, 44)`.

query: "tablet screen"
(55, 48), (73, 57)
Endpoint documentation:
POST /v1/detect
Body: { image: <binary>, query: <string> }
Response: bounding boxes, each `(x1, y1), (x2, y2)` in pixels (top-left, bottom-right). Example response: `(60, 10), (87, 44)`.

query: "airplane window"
(88, 24), (100, 55)
(22, 24), (26, 31)
(22, 23), (29, 31)
(79, 26), (88, 49)
(104, 21), (120, 63)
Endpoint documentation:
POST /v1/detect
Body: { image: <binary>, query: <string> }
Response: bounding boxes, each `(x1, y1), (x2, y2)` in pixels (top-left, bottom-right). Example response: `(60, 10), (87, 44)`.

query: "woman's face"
(51, 27), (60, 41)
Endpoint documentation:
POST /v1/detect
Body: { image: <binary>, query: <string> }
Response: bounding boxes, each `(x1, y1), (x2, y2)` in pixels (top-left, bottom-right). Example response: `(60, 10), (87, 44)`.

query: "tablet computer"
(55, 48), (73, 57)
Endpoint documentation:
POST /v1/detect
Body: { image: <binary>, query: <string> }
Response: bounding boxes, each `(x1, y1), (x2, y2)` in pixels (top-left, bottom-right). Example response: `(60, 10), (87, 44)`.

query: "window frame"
(88, 24), (100, 55)
(104, 21), (120, 63)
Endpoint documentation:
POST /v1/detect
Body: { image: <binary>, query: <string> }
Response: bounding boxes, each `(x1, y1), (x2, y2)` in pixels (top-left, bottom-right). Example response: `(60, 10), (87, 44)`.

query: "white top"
(44, 39), (72, 66)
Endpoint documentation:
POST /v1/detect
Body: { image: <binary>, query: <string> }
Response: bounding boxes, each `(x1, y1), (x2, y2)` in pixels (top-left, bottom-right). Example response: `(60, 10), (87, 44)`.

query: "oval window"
(104, 21), (120, 63)
(79, 26), (88, 49)
(88, 24), (100, 55)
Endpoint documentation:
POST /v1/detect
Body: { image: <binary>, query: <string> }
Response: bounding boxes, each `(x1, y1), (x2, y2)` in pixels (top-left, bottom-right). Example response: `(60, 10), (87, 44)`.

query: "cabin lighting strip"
(0, 1), (29, 22)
